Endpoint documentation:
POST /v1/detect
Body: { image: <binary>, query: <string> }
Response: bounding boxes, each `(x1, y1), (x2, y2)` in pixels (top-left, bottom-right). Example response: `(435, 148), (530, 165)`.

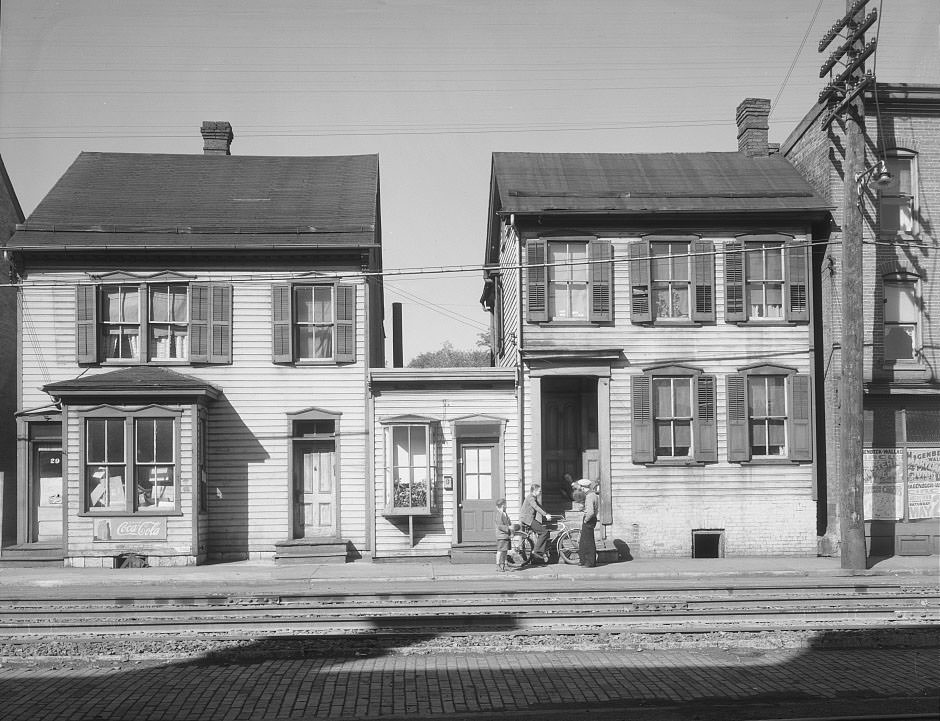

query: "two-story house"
(481, 99), (831, 557)
(3, 122), (385, 567)
(783, 83), (940, 556)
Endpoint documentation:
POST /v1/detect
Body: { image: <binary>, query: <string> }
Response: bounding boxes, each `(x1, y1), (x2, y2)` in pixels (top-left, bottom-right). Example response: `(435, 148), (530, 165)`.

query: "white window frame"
(745, 242), (784, 320)
(547, 240), (589, 321)
(652, 376), (694, 458)
(879, 151), (918, 238)
(293, 284), (335, 362)
(882, 274), (921, 367)
(100, 282), (191, 363)
(747, 374), (788, 459)
(650, 241), (691, 321)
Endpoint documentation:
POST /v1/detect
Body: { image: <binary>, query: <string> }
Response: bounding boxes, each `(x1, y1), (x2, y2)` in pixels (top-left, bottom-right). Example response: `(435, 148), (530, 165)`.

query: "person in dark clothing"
(519, 484), (551, 564)
(494, 498), (512, 572)
(579, 480), (599, 567)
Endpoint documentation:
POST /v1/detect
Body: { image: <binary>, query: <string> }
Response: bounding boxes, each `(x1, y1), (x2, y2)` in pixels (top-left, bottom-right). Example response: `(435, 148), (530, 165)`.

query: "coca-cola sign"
(94, 517), (167, 541)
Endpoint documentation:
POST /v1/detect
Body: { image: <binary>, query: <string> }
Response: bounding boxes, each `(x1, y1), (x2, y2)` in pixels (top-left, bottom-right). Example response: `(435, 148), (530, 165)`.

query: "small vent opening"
(692, 529), (724, 559)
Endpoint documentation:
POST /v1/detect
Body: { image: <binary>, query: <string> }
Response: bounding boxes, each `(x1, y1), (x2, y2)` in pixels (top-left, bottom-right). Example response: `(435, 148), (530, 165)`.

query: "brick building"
(782, 84), (940, 555)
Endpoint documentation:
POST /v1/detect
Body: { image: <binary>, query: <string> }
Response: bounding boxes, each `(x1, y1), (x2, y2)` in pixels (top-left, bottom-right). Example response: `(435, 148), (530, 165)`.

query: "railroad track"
(2, 579), (938, 638)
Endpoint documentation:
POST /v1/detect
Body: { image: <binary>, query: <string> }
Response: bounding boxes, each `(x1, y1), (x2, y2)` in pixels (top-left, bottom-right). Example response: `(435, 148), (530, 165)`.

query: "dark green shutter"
(724, 239), (746, 323)
(631, 374), (654, 463)
(189, 283), (210, 362)
(335, 283), (356, 363)
(691, 239), (715, 322)
(694, 374), (718, 463)
(785, 238), (809, 323)
(526, 239), (548, 322)
(271, 284), (292, 364)
(726, 373), (750, 462)
(789, 374), (813, 461)
(75, 284), (98, 364)
(588, 238), (612, 322)
(629, 240), (651, 323)
(209, 283), (233, 363)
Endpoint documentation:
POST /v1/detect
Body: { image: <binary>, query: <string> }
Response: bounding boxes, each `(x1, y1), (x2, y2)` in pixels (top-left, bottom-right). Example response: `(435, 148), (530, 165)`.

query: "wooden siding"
(495, 222), (521, 368)
(371, 387), (519, 557)
(19, 270), (374, 560)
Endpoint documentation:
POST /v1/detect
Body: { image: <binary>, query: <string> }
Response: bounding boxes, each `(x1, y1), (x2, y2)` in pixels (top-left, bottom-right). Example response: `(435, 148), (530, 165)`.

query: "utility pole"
(817, 0), (877, 569)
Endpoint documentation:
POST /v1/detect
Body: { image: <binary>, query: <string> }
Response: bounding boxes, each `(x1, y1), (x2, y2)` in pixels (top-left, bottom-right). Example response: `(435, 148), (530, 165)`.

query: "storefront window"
(391, 425), (430, 510)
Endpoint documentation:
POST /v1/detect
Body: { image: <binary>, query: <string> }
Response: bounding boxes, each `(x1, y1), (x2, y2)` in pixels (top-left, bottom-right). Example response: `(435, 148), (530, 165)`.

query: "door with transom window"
(457, 440), (498, 544)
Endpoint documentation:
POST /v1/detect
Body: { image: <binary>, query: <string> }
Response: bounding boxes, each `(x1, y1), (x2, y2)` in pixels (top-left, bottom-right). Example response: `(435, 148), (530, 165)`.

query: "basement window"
(692, 529), (724, 558)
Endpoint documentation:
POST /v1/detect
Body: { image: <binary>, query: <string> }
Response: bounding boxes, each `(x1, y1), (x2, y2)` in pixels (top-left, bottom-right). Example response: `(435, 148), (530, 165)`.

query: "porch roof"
(43, 366), (221, 401)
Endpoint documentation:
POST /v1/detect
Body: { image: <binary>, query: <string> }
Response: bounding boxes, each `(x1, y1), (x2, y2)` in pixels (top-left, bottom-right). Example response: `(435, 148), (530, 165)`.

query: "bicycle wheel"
(556, 528), (581, 565)
(506, 531), (533, 569)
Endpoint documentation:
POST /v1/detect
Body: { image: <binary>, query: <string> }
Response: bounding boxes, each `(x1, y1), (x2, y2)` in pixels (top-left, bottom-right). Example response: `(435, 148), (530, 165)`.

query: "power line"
(772, 0), (827, 114)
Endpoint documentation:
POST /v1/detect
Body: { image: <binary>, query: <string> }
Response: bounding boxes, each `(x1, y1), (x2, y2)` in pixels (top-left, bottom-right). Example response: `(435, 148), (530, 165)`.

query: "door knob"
(458, 504), (463, 509)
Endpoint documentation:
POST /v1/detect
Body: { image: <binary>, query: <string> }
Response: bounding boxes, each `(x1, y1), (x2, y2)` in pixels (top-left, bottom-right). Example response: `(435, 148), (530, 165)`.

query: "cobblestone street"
(2, 646), (938, 720)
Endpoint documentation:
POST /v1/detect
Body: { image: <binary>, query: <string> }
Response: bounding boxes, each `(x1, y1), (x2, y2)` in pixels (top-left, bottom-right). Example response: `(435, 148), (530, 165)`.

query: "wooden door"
(458, 441), (498, 543)
(292, 440), (336, 539)
(542, 393), (581, 502)
(30, 446), (63, 543)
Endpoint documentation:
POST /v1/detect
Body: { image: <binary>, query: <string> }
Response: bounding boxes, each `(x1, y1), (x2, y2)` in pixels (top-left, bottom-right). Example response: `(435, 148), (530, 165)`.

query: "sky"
(1, 0), (938, 364)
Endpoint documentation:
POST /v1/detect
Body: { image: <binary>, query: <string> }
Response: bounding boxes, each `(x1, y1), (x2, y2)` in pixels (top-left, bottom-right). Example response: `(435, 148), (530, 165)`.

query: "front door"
(543, 393), (581, 504)
(458, 441), (498, 543)
(292, 440), (336, 539)
(30, 445), (63, 543)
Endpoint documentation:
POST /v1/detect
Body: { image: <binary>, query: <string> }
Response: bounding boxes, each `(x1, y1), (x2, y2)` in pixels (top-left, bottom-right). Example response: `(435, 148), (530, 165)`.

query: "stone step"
(273, 539), (350, 566)
(0, 544), (65, 567)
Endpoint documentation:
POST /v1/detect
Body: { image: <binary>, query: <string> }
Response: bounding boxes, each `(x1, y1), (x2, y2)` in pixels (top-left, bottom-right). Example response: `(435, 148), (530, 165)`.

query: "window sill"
(877, 232), (922, 243)
(732, 320), (801, 327)
(382, 506), (434, 517)
(535, 320), (602, 327)
(644, 459), (707, 467)
(736, 458), (807, 465)
(80, 511), (184, 518)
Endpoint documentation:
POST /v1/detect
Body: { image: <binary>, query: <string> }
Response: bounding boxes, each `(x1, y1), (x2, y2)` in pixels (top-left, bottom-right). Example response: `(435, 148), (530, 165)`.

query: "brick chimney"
(736, 98), (770, 157)
(201, 121), (233, 155)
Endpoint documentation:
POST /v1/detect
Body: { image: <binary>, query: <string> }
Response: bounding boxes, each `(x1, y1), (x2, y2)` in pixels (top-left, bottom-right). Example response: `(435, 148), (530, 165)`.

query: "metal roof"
(43, 366), (221, 399)
(11, 152), (379, 250)
(491, 152), (830, 214)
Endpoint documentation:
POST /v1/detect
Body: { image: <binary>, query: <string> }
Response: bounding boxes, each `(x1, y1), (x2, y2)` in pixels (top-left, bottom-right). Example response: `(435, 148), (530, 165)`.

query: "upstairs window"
(883, 274), (921, 366)
(630, 237), (715, 324)
(724, 235), (808, 324)
(879, 152), (917, 236)
(271, 282), (356, 364)
(527, 237), (611, 323)
(632, 366), (717, 464)
(77, 278), (232, 365)
(726, 365), (812, 463)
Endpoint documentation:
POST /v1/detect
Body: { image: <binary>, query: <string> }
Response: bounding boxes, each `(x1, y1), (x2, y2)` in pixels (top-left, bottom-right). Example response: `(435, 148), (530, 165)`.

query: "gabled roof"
(44, 366), (221, 400)
(11, 152), (379, 250)
(491, 152), (830, 215)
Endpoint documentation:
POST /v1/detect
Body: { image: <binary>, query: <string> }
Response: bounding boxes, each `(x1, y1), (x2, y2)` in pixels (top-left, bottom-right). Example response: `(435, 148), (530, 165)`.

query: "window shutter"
(526, 239), (548, 322)
(588, 238), (612, 322)
(209, 283), (233, 364)
(188, 283), (210, 362)
(691, 239), (715, 322)
(629, 240), (652, 323)
(724, 239), (746, 323)
(789, 373), (813, 461)
(785, 238), (809, 323)
(335, 283), (356, 363)
(694, 374), (718, 463)
(631, 374), (654, 463)
(271, 283), (292, 364)
(75, 284), (98, 364)
(726, 373), (750, 462)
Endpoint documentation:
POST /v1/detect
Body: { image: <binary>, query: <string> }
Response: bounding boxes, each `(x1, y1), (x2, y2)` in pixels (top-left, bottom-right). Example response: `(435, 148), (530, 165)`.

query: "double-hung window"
(883, 273), (921, 366)
(271, 282), (356, 364)
(632, 366), (717, 464)
(726, 365), (812, 462)
(630, 236), (715, 323)
(76, 276), (232, 365)
(724, 235), (808, 324)
(879, 152), (917, 236)
(380, 417), (437, 516)
(83, 408), (180, 514)
(526, 237), (612, 323)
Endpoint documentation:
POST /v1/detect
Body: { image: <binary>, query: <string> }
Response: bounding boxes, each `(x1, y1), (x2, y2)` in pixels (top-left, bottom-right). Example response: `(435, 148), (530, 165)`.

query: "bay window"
(381, 418), (438, 515)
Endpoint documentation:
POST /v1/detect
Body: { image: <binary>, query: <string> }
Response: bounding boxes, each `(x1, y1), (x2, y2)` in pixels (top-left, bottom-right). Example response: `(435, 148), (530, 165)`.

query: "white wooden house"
(3, 123), (385, 566)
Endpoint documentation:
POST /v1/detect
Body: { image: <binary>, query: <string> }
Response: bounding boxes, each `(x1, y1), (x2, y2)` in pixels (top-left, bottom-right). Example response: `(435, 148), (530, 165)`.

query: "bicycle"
(506, 515), (581, 568)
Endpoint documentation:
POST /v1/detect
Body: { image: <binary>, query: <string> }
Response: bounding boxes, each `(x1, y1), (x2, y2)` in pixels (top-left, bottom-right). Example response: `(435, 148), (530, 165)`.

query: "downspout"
(515, 217), (526, 502)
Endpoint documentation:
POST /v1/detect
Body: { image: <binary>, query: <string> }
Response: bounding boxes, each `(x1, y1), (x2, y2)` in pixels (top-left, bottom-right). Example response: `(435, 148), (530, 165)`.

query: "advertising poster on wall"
(862, 449), (904, 520)
(906, 448), (940, 520)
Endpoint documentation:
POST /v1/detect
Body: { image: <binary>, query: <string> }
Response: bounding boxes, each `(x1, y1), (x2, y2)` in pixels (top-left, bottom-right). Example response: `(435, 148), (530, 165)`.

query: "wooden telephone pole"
(818, 0), (877, 569)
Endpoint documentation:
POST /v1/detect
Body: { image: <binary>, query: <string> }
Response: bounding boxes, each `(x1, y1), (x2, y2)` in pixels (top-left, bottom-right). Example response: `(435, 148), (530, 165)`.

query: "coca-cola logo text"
(116, 521), (163, 537)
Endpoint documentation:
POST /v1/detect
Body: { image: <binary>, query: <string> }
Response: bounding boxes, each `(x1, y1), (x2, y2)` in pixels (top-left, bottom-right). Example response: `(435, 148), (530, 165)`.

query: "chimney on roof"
(201, 121), (233, 155)
(736, 98), (771, 157)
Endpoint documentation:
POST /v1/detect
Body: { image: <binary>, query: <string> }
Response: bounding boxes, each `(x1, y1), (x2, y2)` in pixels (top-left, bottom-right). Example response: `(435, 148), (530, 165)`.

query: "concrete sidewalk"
(0, 553), (936, 597)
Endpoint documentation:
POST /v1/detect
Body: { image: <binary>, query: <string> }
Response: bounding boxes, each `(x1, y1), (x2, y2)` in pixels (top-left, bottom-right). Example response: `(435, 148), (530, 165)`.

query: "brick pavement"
(1, 646), (938, 720)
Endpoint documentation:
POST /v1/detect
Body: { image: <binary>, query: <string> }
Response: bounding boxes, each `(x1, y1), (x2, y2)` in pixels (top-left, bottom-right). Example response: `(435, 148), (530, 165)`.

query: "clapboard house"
(481, 100), (832, 557)
(3, 123), (385, 566)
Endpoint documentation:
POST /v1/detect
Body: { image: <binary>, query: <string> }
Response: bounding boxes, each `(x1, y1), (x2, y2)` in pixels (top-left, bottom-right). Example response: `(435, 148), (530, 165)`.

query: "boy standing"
(494, 498), (512, 572)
